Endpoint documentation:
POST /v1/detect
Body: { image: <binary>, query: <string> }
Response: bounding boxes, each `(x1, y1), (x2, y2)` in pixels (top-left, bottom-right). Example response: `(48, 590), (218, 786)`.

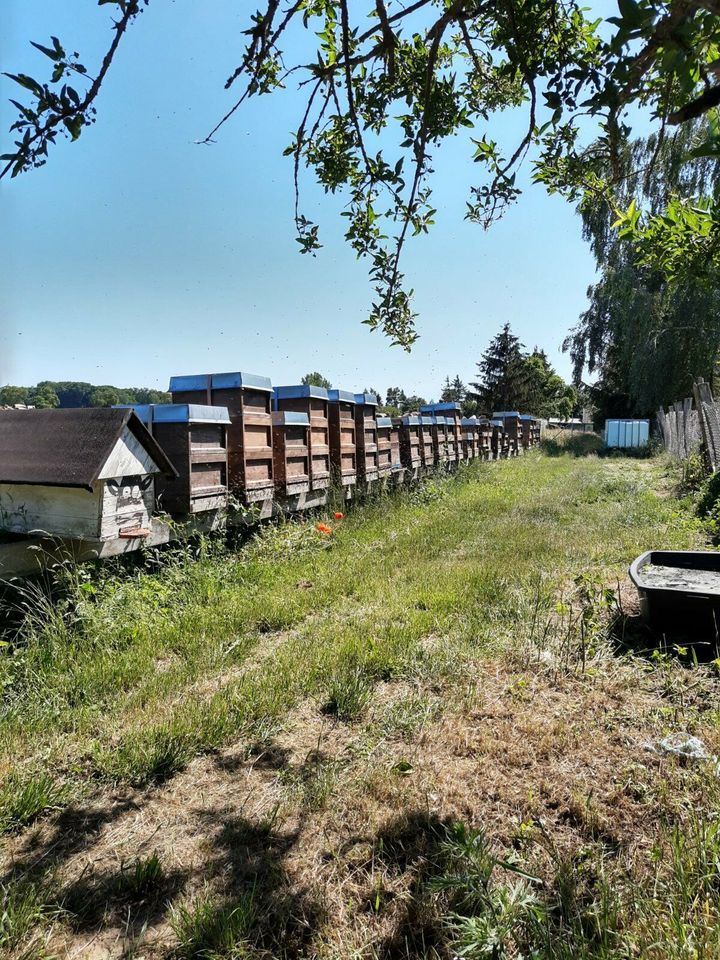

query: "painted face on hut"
(106, 475), (153, 506)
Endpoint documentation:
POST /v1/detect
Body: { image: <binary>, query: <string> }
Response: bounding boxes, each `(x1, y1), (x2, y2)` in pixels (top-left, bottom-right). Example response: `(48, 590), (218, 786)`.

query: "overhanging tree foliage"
(4, 1), (720, 346)
(566, 118), (720, 416)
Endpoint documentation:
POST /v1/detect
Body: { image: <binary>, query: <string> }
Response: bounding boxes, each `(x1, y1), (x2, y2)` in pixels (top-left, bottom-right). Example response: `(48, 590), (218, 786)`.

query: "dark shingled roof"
(0, 408), (177, 489)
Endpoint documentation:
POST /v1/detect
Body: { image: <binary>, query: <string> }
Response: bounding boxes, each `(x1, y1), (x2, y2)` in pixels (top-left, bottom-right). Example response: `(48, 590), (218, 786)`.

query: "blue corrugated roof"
(169, 371), (272, 393)
(399, 414), (420, 425)
(420, 402), (461, 413)
(376, 416), (392, 428)
(354, 392), (379, 406)
(328, 389), (356, 404)
(273, 384), (329, 402)
(272, 410), (309, 426)
(114, 403), (231, 425)
(461, 417), (477, 426)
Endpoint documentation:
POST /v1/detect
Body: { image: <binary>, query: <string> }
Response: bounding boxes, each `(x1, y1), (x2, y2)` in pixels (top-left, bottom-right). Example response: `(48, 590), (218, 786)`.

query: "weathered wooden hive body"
(0, 408), (175, 540)
(353, 393), (380, 484)
(120, 404), (230, 516)
(422, 403), (462, 463)
(327, 390), (357, 487)
(390, 420), (404, 480)
(489, 419), (506, 459)
(419, 416), (435, 469)
(273, 385), (331, 492)
(519, 414), (534, 450)
(169, 372), (274, 505)
(493, 411), (521, 456)
(376, 416), (405, 484)
(477, 418), (492, 459)
(395, 415), (422, 475)
(376, 416), (393, 480)
(272, 411), (311, 497)
(429, 416), (451, 467)
(461, 417), (478, 459)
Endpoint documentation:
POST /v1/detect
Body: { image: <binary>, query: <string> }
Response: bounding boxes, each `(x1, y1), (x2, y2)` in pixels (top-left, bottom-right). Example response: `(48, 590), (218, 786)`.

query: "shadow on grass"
(611, 609), (720, 663)
(541, 432), (659, 459)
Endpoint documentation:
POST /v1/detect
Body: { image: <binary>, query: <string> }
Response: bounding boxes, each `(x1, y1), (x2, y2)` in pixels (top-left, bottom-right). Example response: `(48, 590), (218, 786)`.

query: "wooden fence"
(657, 379), (720, 470)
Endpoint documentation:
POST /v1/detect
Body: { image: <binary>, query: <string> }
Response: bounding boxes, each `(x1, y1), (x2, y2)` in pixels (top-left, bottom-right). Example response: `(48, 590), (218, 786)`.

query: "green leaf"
(30, 39), (63, 61)
(63, 115), (83, 140)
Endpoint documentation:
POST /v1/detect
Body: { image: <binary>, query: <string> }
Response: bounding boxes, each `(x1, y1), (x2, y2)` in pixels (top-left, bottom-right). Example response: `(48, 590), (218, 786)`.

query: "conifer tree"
(470, 324), (529, 413)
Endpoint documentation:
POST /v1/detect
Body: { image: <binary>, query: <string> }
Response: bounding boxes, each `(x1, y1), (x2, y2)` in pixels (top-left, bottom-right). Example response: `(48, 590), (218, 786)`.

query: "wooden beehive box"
(354, 392), (380, 484)
(421, 403), (463, 462)
(490, 419), (505, 459)
(376, 416), (393, 479)
(327, 390), (357, 487)
(272, 411), (310, 497)
(0, 408), (175, 541)
(123, 404), (230, 516)
(169, 372), (274, 504)
(273, 385), (331, 491)
(419, 416), (436, 468)
(395, 415), (422, 473)
(390, 419), (404, 480)
(461, 417), (478, 459)
(519, 414), (534, 450)
(477, 417), (492, 459)
(493, 411), (521, 456)
(430, 416), (451, 466)
(532, 417), (541, 444)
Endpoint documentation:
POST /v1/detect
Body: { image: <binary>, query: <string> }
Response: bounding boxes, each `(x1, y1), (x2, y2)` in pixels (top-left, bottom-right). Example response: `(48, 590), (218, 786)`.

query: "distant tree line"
(0, 381), (170, 409)
(301, 324), (577, 421)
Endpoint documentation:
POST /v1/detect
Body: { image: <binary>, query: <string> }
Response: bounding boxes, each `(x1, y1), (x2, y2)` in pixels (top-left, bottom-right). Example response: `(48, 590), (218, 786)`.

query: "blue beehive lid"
(420, 402), (461, 414)
(354, 392), (378, 407)
(492, 410), (520, 418)
(399, 414), (420, 425)
(376, 416), (392, 428)
(328, 389), (356, 404)
(114, 403), (231, 424)
(432, 415), (449, 425)
(420, 416), (434, 425)
(461, 417), (477, 427)
(519, 413), (535, 421)
(272, 410), (309, 427)
(169, 371), (273, 393)
(273, 384), (329, 404)
(490, 419), (504, 428)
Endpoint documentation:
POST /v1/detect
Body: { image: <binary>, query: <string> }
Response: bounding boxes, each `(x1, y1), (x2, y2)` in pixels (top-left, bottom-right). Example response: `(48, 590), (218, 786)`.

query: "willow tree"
(4, 0), (720, 345)
(565, 118), (720, 416)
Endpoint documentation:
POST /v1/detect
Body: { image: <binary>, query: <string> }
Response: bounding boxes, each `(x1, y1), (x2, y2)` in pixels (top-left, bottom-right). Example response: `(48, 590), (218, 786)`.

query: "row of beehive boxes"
(129, 374), (541, 516)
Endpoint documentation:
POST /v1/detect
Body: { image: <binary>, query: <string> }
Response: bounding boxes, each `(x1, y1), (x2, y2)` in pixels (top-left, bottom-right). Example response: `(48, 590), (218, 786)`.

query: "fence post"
(693, 378), (717, 472)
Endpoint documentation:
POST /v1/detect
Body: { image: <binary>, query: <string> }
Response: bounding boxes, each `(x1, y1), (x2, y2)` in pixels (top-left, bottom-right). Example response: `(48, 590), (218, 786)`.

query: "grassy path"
(1, 452), (718, 959)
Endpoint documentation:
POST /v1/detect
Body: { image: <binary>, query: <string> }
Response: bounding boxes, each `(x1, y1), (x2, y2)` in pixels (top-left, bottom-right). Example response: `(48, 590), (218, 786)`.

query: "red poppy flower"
(334, 511), (344, 520)
(316, 523), (333, 535)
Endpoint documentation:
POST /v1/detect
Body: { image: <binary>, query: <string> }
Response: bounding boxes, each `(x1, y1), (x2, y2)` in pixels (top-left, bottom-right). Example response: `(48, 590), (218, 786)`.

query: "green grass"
(0, 451), (714, 958)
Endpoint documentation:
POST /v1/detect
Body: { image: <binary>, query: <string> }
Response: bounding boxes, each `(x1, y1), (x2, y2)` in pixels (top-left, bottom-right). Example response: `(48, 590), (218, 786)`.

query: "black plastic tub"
(629, 550), (720, 642)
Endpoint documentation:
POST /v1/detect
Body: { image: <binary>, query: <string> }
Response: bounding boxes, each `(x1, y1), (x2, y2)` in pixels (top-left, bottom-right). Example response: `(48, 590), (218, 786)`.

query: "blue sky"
(1, 1), (604, 399)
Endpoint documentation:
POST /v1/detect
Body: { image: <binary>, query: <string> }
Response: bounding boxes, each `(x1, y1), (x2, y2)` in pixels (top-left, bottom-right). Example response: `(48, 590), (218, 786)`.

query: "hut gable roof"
(0, 408), (176, 489)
